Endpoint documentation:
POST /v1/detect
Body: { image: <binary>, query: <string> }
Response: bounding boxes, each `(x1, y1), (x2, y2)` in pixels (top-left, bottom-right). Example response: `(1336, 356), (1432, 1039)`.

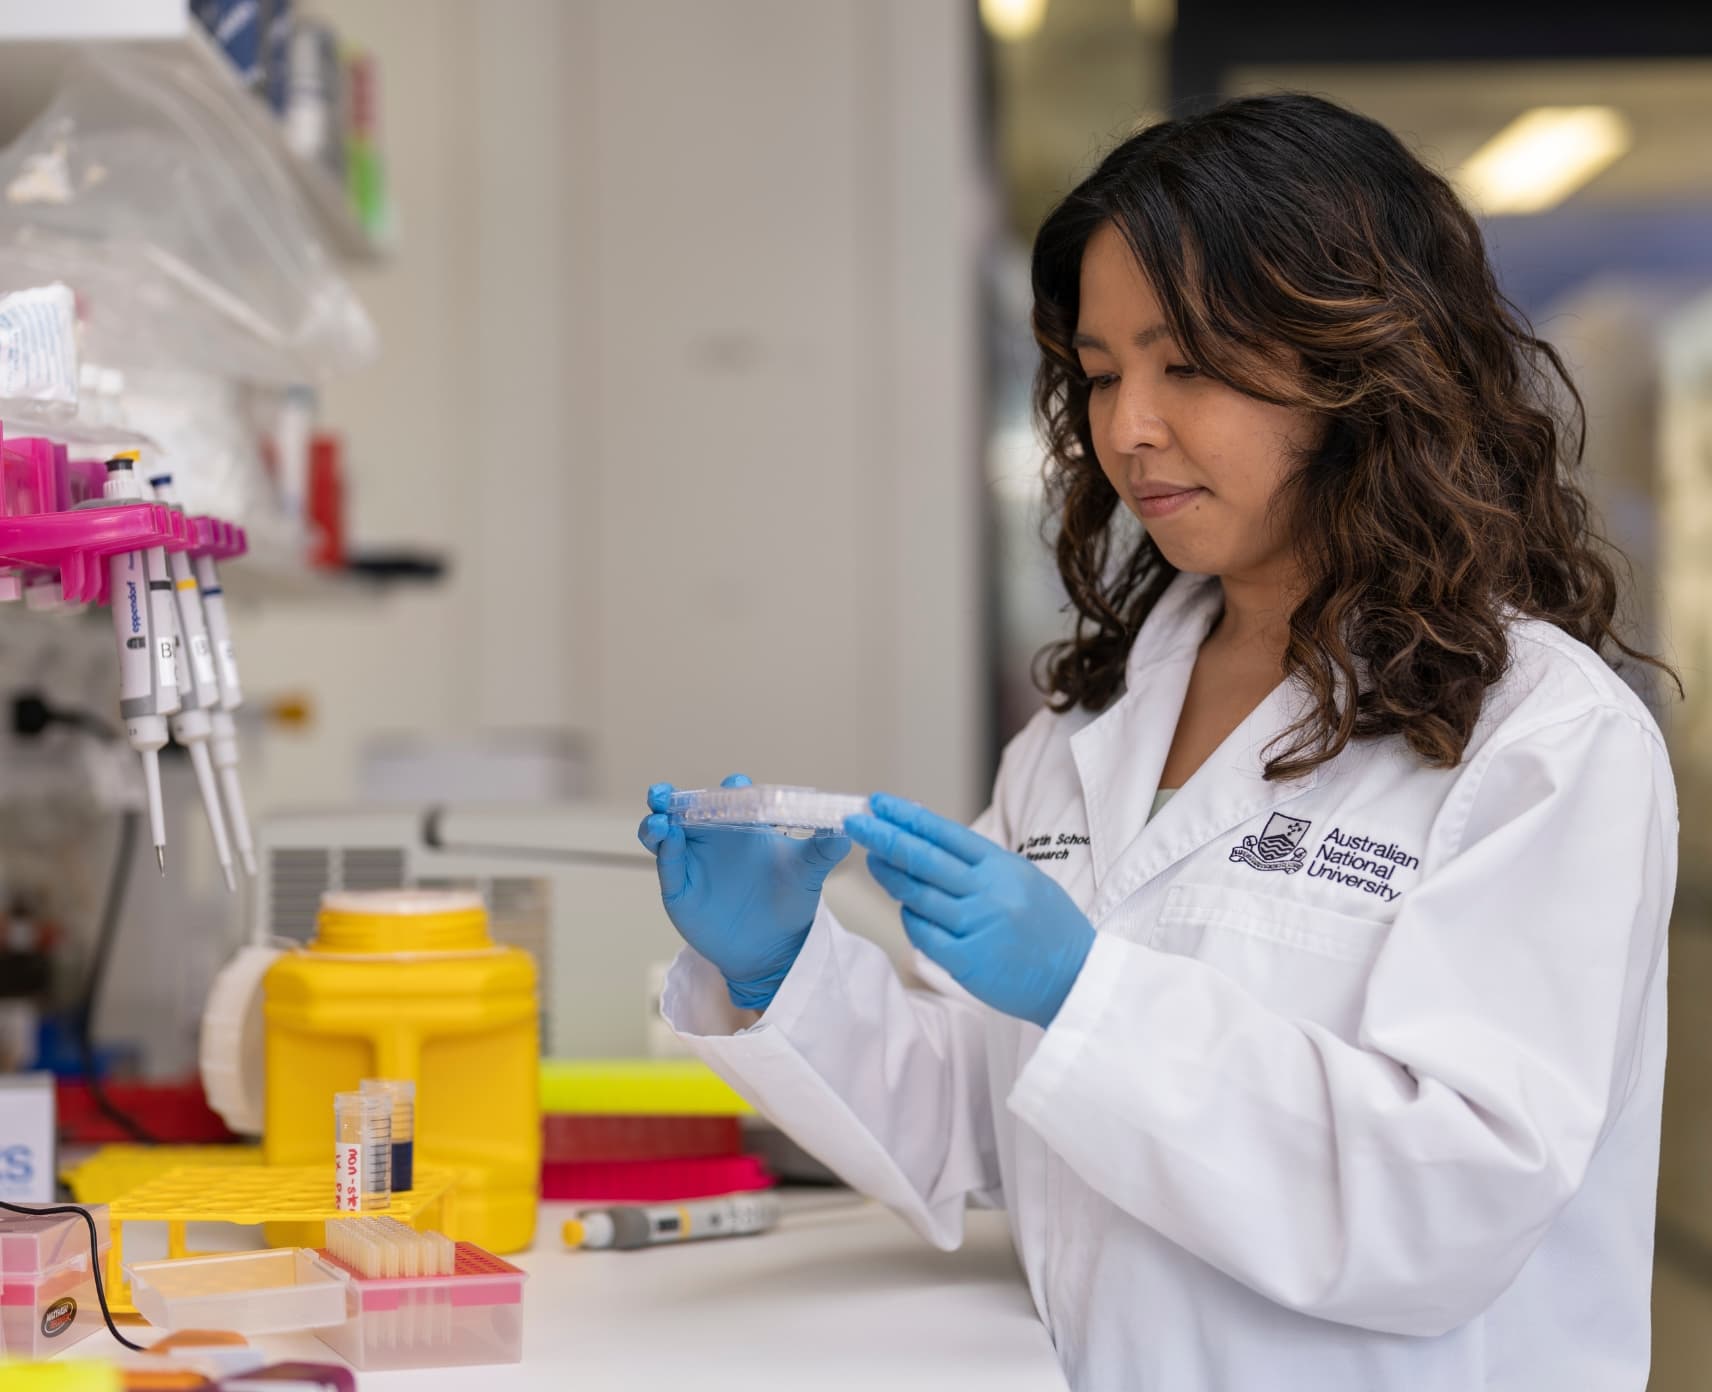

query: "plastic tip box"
(314, 1241), (527, 1370)
(0, 1205), (111, 1359)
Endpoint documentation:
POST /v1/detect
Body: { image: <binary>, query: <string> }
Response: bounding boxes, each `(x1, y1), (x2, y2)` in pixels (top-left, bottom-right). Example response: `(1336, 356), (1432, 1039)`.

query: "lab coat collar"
(1070, 571), (1321, 920)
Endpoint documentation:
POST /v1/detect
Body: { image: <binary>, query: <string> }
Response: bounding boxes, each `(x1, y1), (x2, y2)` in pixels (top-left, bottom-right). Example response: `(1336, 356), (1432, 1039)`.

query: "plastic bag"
(0, 281), (78, 422)
(0, 42), (376, 385)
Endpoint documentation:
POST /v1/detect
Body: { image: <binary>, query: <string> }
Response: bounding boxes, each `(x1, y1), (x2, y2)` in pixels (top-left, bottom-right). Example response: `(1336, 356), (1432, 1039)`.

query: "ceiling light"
(980, 0), (1050, 43)
(1454, 106), (1632, 216)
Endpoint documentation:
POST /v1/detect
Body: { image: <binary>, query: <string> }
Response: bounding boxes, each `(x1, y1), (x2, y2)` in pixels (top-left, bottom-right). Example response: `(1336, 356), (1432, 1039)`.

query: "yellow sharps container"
(263, 889), (540, 1252)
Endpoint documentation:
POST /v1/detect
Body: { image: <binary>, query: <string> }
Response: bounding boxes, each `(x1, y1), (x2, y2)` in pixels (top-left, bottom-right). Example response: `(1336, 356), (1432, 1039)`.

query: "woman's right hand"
(638, 773), (851, 1010)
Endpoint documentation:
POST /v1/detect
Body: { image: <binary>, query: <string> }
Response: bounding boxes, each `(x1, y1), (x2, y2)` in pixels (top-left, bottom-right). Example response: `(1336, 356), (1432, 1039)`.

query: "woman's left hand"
(847, 793), (1096, 1029)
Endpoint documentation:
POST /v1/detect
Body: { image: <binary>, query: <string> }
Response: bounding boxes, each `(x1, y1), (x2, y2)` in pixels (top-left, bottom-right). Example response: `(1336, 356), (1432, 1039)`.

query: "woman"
(638, 93), (1678, 1391)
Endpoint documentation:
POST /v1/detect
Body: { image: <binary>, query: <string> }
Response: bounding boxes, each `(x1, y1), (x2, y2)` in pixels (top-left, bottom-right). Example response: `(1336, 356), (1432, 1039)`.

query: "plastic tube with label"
(360, 1078), (415, 1193)
(334, 1090), (392, 1212)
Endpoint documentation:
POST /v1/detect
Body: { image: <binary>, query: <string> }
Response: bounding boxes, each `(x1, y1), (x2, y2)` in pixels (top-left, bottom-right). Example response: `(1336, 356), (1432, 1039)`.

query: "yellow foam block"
(539, 1058), (753, 1116)
(0, 1365), (121, 1392)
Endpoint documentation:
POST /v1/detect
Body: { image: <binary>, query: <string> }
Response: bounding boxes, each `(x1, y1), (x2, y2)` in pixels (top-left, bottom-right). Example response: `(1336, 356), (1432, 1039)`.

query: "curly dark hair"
(1031, 91), (1675, 779)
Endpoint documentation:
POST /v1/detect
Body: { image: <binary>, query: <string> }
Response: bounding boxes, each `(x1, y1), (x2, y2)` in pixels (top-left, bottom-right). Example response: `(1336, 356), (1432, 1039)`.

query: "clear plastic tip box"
(313, 1241), (527, 1370)
(0, 1205), (110, 1358)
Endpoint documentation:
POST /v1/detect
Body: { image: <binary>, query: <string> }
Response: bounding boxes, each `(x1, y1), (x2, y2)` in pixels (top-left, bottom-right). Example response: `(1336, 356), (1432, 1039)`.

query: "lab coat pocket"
(1147, 883), (1390, 1040)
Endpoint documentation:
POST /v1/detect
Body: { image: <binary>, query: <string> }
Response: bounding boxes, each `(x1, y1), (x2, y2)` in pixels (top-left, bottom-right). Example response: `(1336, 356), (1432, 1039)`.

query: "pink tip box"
(0, 1204), (112, 1359)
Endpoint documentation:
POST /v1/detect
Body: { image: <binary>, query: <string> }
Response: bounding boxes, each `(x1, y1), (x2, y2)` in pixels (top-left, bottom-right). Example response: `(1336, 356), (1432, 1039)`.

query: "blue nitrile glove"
(846, 792), (1096, 1029)
(638, 773), (851, 1011)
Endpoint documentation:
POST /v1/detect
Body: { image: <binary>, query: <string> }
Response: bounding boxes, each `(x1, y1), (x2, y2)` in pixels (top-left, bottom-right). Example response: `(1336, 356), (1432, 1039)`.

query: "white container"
(126, 1248), (348, 1334)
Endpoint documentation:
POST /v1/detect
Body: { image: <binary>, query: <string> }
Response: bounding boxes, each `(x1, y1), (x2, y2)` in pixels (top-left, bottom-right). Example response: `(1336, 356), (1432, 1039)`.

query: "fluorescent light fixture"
(981, 0), (1050, 43)
(1454, 106), (1632, 215)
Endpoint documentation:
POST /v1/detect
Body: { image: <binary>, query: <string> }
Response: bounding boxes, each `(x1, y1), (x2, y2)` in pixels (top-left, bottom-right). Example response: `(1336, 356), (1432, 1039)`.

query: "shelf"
(0, 3), (388, 265)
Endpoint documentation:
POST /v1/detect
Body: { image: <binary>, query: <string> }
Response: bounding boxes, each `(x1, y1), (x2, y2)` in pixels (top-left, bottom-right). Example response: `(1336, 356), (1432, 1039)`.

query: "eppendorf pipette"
(100, 453), (180, 873)
(154, 473), (257, 876)
(145, 475), (236, 892)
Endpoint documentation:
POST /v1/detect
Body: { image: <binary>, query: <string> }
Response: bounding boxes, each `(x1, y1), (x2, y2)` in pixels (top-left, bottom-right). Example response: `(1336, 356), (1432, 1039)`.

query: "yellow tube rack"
(101, 1162), (460, 1313)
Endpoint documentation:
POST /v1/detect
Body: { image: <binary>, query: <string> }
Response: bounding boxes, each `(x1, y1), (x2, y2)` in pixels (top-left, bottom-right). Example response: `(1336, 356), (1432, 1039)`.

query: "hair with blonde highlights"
(1031, 92), (1675, 778)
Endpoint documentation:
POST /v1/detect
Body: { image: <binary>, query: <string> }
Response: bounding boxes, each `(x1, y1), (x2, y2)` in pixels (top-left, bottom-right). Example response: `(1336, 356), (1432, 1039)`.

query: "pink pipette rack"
(0, 425), (246, 605)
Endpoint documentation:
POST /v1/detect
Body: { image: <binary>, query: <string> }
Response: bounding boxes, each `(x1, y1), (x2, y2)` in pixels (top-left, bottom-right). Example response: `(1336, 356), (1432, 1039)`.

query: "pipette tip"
(221, 862), (237, 894)
(155, 845), (166, 874)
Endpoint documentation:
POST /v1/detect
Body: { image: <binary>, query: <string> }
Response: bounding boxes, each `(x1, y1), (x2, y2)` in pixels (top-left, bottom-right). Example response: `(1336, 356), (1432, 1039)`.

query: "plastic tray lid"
(0, 1205), (109, 1278)
(666, 785), (869, 836)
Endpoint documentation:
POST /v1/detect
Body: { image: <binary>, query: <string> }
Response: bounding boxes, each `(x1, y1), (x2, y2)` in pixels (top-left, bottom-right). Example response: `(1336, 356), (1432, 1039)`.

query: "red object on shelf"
(541, 1114), (742, 1165)
(307, 433), (344, 568)
(540, 1153), (774, 1203)
(56, 1077), (240, 1145)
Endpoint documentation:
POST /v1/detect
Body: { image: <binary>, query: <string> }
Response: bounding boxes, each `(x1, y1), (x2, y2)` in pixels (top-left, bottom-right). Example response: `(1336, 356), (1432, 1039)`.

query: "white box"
(0, 1071), (54, 1203)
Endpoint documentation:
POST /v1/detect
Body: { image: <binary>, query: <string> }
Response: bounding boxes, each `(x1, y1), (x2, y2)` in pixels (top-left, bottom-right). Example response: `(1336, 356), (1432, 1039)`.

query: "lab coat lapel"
(1070, 573), (1323, 923)
(1070, 573), (1219, 892)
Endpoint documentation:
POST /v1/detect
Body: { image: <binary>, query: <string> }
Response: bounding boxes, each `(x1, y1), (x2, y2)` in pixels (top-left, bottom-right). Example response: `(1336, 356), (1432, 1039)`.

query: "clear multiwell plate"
(667, 785), (869, 836)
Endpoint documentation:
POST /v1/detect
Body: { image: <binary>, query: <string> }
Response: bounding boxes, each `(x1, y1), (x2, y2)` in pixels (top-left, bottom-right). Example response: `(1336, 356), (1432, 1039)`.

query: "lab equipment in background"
(325, 1215), (454, 1278)
(0, 284), (80, 413)
(136, 476), (236, 893)
(126, 1248), (348, 1335)
(92, 453), (181, 872)
(543, 1113), (742, 1164)
(0, 1204), (112, 1358)
(333, 1090), (391, 1212)
(144, 464), (259, 878)
(148, 465), (253, 862)
(667, 784), (871, 836)
(544, 1153), (774, 1204)
(564, 1191), (781, 1252)
(250, 804), (659, 1060)
(264, 890), (539, 1253)
(0, 1072), (55, 1202)
(282, 19), (344, 179)
(191, 534), (259, 878)
(538, 1059), (769, 1202)
(360, 1078), (414, 1192)
(306, 432), (343, 567)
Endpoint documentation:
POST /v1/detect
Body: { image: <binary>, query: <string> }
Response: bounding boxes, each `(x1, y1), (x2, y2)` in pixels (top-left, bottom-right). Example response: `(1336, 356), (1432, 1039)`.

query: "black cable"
(77, 808), (158, 1144)
(0, 1200), (147, 1350)
(11, 692), (118, 743)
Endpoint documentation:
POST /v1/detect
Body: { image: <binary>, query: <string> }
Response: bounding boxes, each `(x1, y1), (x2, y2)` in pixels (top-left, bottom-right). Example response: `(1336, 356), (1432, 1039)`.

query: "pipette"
(144, 475), (236, 893)
(98, 453), (180, 873)
(150, 472), (257, 878)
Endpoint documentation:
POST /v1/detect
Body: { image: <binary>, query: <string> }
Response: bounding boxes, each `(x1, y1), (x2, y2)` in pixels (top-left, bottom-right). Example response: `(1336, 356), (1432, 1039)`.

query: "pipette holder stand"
(0, 426), (247, 606)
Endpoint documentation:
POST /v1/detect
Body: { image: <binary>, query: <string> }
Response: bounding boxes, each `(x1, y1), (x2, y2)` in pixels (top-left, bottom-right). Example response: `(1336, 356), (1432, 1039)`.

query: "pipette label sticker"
(337, 1142), (365, 1212)
(190, 633), (218, 687)
(217, 638), (239, 691)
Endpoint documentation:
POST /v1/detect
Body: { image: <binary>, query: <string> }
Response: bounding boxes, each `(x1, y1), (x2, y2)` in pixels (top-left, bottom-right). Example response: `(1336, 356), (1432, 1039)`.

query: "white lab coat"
(662, 572), (1676, 1392)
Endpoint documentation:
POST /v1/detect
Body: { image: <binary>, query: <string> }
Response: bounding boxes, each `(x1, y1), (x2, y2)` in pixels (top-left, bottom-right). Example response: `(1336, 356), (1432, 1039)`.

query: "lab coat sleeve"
(661, 805), (1010, 1251)
(1008, 703), (1675, 1336)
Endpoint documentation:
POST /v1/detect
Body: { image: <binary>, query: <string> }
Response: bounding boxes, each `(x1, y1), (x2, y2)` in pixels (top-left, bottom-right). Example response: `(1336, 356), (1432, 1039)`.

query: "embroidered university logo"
(1230, 813), (1311, 874)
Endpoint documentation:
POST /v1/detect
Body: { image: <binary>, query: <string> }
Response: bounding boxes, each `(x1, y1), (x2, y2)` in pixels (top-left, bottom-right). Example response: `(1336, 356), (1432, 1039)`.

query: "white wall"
(241, 0), (989, 825)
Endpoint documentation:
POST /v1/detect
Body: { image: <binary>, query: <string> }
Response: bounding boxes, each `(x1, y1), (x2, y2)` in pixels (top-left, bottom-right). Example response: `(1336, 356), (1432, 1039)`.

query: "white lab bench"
(83, 1194), (1069, 1390)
